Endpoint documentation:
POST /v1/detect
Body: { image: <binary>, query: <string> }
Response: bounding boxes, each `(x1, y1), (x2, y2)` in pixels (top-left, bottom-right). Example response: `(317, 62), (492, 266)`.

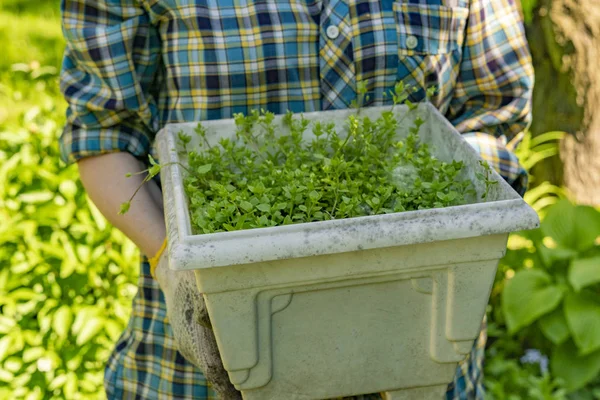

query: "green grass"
(0, 0), (63, 71)
(0, 0), (65, 127)
(1, 0), (60, 14)
(0, 12), (64, 71)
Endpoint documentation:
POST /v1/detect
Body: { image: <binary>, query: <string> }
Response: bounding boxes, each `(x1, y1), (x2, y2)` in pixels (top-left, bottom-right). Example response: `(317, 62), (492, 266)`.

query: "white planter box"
(155, 103), (539, 399)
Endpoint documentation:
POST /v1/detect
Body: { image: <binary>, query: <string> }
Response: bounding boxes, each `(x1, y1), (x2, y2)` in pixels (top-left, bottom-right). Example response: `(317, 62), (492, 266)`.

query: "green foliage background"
(0, 1), (139, 398)
(1, 1), (599, 399)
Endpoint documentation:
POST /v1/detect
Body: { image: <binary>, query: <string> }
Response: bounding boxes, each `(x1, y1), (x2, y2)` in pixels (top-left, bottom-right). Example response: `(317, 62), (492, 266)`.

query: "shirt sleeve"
(446, 0), (534, 196)
(59, 0), (161, 165)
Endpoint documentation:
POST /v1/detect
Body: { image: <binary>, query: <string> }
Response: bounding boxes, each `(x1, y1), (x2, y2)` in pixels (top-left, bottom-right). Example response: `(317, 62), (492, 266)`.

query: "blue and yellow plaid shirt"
(59, 0), (533, 398)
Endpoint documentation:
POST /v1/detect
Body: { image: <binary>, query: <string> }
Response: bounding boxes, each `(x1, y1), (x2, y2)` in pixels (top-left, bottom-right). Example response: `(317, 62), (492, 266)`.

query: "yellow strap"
(149, 238), (168, 279)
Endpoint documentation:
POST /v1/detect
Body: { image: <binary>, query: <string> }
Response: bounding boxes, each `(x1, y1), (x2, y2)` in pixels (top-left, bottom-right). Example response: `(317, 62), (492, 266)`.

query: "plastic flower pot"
(155, 103), (539, 399)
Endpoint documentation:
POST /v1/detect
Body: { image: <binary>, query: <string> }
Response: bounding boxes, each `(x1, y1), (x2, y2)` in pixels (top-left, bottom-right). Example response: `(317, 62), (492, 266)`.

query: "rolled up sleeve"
(59, 0), (161, 165)
(446, 0), (534, 196)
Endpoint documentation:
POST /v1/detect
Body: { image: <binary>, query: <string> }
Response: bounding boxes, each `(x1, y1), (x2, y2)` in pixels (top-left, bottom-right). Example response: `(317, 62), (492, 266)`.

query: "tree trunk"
(526, 0), (600, 206)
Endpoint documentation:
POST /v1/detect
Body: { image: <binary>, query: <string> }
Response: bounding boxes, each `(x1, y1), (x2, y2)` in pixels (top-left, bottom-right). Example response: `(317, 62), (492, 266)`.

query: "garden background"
(1, 0), (599, 398)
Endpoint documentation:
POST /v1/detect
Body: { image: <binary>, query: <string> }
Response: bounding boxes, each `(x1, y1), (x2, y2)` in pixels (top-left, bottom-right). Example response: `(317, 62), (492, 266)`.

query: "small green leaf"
(356, 80), (367, 95)
(48, 374), (68, 391)
(76, 317), (104, 346)
(58, 180), (78, 199)
(118, 202), (130, 215)
(274, 202), (287, 210)
(178, 132), (191, 144)
(64, 372), (78, 399)
(542, 200), (600, 251)
(88, 198), (108, 231)
(564, 292), (600, 355)
(0, 369), (13, 383)
(52, 306), (73, 339)
(8, 288), (39, 301)
(18, 190), (54, 204)
(537, 244), (578, 267)
(149, 154), (158, 165)
(539, 308), (570, 345)
(148, 164), (161, 178)
(235, 215), (247, 229)
(0, 317), (16, 336)
(22, 347), (44, 363)
(105, 321), (124, 341)
(569, 256), (600, 291)
(239, 201), (254, 212)
(256, 204), (271, 212)
(573, 205), (600, 251)
(197, 164), (212, 174)
(502, 269), (564, 334)
(3, 357), (22, 374)
(0, 336), (12, 362)
(426, 86), (437, 99)
(542, 199), (575, 247)
(72, 307), (95, 335)
(552, 340), (600, 391)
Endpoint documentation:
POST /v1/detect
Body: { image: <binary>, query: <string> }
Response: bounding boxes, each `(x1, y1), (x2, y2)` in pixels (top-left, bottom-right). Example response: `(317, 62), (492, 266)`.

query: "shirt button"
(326, 25), (340, 40)
(406, 35), (419, 50)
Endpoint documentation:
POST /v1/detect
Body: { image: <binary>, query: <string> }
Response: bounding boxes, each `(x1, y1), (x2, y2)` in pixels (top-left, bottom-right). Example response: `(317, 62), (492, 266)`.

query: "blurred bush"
(0, 2), (139, 398)
(484, 129), (600, 399)
(0, 71), (140, 399)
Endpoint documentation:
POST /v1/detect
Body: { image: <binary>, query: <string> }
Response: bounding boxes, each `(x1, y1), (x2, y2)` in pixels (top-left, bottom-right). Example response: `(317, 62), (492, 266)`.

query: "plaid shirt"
(59, 0), (533, 398)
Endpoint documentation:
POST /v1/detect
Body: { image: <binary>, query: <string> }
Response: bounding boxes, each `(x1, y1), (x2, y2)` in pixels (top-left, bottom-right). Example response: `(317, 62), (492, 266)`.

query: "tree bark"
(526, 0), (600, 205)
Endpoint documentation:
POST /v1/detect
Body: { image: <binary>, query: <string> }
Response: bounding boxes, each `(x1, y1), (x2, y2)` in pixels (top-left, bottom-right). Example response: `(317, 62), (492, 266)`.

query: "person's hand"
(151, 239), (241, 399)
(148, 238), (167, 279)
(152, 243), (212, 329)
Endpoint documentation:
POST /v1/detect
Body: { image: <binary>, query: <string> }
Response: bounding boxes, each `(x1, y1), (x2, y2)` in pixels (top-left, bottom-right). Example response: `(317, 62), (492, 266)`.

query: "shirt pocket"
(393, 2), (469, 56)
(392, 2), (469, 109)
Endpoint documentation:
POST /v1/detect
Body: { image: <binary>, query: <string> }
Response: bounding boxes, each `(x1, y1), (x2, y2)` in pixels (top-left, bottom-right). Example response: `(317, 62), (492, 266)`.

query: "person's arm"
(78, 153), (165, 257)
(59, 0), (164, 255)
(446, 0), (534, 196)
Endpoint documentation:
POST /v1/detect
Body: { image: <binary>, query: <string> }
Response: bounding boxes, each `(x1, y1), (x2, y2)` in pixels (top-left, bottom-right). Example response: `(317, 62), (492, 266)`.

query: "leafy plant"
(182, 108), (478, 234)
(485, 342), (567, 400)
(124, 84), (488, 235)
(500, 199), (600, 391)
(514, 131), (565, 174)
(514, 130), (567, 216)
(477, 159), (499, 200)
(485, 125), (596, 397)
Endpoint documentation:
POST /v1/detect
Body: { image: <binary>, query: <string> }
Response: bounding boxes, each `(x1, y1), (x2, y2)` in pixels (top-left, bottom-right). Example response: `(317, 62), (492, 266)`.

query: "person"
(58, 0), (533, 398)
